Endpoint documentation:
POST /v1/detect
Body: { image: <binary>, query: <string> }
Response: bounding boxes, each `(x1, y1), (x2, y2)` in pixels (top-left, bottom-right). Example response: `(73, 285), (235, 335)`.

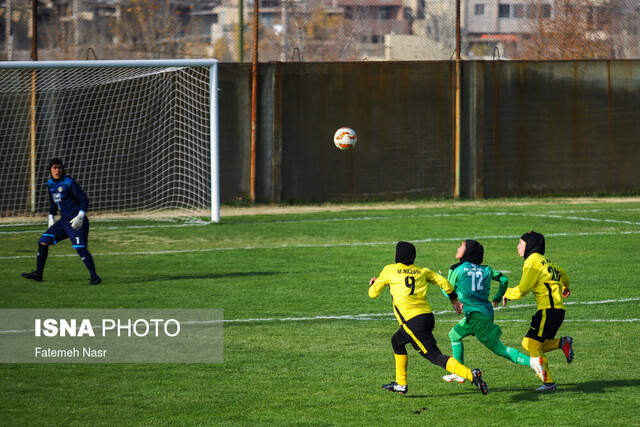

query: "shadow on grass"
(115, 271), (283, 284)
(401, 379), (640, 401)
(503, 379), (640, 401)
(404, 390), (484, 399)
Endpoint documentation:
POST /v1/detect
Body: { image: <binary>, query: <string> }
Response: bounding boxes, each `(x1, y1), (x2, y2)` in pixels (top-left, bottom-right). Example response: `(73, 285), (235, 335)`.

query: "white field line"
(1, 229), (639, 260)
(548, 208), (640, 214)
(219, 297), (640, 323)
(0, 223), (203, 233)
(0, 212), (474, 230)
(2, 318), (637, 334)
(2, 207), (640, 233)
(527, 213), (640, 226)
(0, 298), (638, 334)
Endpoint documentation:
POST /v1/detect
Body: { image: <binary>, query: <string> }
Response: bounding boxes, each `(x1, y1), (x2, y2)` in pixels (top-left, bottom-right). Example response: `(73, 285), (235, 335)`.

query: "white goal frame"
(0, 59), (220, 223)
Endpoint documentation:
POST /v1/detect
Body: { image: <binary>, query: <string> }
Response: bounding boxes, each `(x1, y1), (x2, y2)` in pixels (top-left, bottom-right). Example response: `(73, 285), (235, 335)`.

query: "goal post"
(0, 59), (220, 224)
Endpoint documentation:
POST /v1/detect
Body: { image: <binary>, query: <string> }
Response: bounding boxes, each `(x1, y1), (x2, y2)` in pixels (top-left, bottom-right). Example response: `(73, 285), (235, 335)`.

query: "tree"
(116, 0), (196, 59)
(212, 37), (234, 62)
(605, 0), (640, 58)
(252, 2), (358, 62)
(515, 0), (616, 60)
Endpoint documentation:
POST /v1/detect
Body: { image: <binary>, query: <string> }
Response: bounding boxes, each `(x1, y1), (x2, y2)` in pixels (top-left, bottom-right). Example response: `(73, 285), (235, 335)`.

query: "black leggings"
(391, 313), (450, 369)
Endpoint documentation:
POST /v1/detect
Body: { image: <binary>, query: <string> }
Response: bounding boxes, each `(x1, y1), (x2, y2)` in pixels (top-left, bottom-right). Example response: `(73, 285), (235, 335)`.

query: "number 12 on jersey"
(468, 269), (484, 291)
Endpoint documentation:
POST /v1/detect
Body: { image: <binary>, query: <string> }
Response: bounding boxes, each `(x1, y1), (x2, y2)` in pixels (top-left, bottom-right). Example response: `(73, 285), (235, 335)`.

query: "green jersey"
(447, 262), (508, 317)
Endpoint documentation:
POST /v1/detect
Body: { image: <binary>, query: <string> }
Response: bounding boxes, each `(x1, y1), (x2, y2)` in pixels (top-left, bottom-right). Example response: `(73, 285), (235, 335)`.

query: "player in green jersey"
(369, 241), (488, 395)
(441, 240), (547, 384)
(502, 231), (574, 391)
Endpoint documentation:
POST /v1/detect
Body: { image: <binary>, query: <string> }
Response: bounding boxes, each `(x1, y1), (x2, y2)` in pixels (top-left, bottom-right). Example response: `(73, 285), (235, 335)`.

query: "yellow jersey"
(504, 253), (570, 310)
(369, 263), (455, 324)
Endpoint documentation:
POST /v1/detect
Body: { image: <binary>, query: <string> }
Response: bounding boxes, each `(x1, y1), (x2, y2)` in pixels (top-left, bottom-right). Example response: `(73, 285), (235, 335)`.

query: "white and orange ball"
(333, 127), (357, 150)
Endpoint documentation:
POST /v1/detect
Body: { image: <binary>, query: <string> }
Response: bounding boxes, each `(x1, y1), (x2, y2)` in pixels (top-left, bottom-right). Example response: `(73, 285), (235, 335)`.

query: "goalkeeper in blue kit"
(369, 241), (488, 395)
(21, 158), (101, 285)
(441, 240), (547, 384)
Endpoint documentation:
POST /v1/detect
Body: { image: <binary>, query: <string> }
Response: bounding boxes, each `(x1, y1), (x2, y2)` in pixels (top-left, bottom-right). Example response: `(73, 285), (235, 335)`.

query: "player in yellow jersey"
(369, 241), (488, 395)
(502, 231), (574, 391)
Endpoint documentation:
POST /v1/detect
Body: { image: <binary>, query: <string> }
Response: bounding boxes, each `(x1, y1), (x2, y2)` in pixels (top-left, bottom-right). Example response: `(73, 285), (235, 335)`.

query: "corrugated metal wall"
(219, 60), (640, 203)
(465, 61), (640, 197)
(279, 62), (455, 202)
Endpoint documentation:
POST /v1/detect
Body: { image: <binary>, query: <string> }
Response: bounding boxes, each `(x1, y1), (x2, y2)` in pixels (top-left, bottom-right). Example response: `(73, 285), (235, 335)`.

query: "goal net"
(0, 59), (219, 224)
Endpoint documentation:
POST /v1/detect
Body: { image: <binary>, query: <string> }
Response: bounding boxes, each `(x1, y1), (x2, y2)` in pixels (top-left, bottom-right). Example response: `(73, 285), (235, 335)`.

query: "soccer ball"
(333, 127), (357, 150)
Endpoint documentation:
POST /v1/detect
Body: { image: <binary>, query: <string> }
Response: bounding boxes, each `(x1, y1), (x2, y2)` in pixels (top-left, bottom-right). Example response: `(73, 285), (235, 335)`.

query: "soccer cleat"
(442, 373), (465, 383)
(560, 336), (574, 363)
(21, 271), (42, 282)
(382, 381), (408, 395)
(536, 383), (557, 391)
(471, 369), (488, 395)
(530, 357), (547, 382)
(89, 276), (102, 286)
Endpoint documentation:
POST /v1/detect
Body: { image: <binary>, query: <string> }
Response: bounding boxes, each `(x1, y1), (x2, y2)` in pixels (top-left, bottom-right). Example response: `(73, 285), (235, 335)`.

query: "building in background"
(0, 0), (413, 60)
(414, 0), (640, 60)
(0, 0), (639, 61)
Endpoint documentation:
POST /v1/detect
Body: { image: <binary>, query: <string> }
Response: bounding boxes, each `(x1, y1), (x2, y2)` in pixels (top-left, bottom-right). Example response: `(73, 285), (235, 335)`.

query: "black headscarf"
(450, 239), (484, 270)
(521, 231), (545, 259)
(395, 241), (416, 265)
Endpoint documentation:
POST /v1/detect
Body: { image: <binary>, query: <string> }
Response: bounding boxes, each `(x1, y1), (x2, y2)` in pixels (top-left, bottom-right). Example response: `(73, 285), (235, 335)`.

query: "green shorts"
(449, 311), (503, 348)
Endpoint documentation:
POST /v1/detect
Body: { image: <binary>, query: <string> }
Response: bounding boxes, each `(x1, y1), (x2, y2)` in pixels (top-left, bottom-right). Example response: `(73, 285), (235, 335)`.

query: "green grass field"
(1, 198), (639, 426)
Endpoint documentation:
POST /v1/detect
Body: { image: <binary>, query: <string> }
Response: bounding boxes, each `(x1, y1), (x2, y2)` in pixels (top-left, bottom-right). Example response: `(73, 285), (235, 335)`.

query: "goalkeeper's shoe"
(559, 336), (574, 363)
(536, 382), (557, 391)
(442, 373), (465, 383)
(21, 271), (42, 282)
(530, 357), (547, 382)
(471, 369), (488, 395)
(89, 276), (102, 286)
(382, 381), (407, 395)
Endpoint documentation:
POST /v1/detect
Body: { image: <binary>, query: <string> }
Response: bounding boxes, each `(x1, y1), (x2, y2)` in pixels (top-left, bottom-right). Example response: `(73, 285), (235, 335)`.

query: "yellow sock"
(523, 337), (554, 383)
(446, 357), (473, 381)
(541, 338), (560, 352)
(395, 354), (408, 385)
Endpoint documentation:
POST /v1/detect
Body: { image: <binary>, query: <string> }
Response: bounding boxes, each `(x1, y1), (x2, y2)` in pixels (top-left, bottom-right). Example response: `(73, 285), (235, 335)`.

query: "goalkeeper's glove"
(48, 214), (55, 228)
(70, 211), (86, 230)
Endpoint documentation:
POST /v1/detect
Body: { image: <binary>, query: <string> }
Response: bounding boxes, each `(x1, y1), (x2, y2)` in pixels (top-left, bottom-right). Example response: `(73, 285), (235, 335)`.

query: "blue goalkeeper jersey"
(447, 262), (508, 317)
(47, 176), (88, 220)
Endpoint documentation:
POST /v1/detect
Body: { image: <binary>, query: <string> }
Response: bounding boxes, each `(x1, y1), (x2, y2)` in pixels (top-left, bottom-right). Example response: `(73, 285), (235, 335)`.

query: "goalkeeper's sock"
(394, 353), (408, 386)
(446, 357), (472, 381)
(36, 243), (49, 275)
(76, 247), (98, 279)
